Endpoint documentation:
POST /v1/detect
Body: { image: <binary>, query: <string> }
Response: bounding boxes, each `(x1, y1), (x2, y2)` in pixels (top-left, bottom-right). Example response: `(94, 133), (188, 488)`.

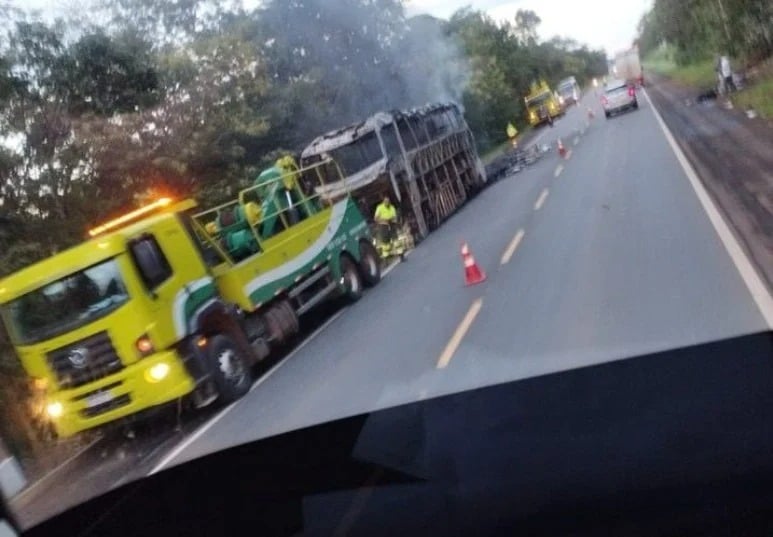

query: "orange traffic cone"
(461, 242), (486, 286)
(557, 138), (567, 159)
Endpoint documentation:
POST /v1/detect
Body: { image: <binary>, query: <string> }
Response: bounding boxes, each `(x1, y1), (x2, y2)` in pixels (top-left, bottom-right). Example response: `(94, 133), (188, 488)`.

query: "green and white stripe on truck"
(211, 198), (369, 311)
(172, 276), (218, 338)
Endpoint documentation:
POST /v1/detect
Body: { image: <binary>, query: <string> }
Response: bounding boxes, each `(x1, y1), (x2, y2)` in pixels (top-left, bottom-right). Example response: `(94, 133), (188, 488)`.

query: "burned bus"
(300, 103), (487, 240)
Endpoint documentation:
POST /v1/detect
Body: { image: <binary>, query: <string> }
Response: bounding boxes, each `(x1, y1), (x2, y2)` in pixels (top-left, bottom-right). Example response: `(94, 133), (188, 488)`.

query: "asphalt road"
(10, 89), (771, 529)
(151, 90), (769, 466)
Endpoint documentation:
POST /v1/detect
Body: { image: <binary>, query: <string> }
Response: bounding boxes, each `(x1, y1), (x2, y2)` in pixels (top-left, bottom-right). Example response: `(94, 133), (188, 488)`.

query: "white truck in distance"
(613, 46), (644, 86)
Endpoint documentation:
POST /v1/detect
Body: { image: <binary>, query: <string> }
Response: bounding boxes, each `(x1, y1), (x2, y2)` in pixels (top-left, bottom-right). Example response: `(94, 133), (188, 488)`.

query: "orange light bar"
(88, 197), (173, 237)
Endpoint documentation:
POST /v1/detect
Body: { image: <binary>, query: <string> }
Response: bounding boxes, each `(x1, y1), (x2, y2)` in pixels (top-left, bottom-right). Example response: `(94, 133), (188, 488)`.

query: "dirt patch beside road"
(645, 74), (773, 292)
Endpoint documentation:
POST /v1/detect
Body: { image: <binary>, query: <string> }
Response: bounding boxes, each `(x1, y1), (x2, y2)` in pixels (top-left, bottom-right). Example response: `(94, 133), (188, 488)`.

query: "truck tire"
(208, 334), (252, 402)
(358, 240), (381, 287)
(340, 255), (363, 302)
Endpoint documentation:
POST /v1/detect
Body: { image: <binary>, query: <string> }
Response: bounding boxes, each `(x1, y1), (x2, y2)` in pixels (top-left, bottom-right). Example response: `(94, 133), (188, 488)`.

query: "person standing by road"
(718, 55), (736, 93)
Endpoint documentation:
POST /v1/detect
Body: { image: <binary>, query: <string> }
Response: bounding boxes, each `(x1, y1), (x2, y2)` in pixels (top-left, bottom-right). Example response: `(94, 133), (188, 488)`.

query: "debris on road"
(695, 88), (718, 104)
(484, 143), (548, 182)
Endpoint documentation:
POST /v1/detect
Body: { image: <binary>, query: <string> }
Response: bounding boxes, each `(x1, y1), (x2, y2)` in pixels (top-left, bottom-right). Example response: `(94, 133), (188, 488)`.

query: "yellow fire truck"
(524, 80), (562, 126)
(0, 159), (380, 437)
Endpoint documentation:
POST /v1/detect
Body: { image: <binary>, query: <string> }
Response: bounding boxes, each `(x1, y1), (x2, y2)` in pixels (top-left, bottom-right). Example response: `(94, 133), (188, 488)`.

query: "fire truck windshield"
(4, 259), (129, 345)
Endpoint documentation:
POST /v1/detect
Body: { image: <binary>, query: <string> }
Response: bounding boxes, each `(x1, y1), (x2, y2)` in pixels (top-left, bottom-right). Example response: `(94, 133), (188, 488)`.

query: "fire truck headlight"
(145, 362), (170, 383)
(46, 401), (64, 419)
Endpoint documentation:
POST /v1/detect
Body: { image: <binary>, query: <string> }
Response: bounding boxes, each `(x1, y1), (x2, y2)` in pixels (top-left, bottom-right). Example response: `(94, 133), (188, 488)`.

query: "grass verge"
(734, 60), (773, 118)
(645, 46), (773, 118)
(644, 47), (717, 88)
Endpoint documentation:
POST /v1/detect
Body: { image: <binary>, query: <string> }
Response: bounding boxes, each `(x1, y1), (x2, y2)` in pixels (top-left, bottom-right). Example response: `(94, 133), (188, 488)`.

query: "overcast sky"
(11, 0), (653, 56)
(406, 0), (653, 55)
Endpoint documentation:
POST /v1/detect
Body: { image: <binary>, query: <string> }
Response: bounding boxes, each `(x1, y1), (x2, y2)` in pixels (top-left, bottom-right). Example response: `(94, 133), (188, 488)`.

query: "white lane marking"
(500, 229), (525, 265)
(574, 136), (580, 146)
(643, 88), (773, 328)
(149, 402), (237, 475)
(565, 149), (573, 160)
(554, 164), (564, 178)
(150, 306), (349, 475)
(436, 298), (484, 369)
(534, 188), (550, 211)
(11, 437), (101, 503)
(383, 262), (398, 277)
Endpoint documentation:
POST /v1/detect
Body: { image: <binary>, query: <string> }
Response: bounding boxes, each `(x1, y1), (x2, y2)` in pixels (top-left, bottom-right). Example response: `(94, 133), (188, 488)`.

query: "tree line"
(0, 0), (608, 455)
(637, 0), (773, 65)
(0, 0), (607, 273)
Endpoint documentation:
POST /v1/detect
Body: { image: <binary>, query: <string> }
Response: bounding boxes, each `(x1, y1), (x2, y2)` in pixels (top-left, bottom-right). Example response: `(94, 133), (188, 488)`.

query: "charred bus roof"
(301, 103), (465, 158)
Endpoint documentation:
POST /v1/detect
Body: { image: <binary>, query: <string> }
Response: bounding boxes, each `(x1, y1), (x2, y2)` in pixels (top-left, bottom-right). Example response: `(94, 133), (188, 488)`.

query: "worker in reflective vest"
(374, 196), (398, 244)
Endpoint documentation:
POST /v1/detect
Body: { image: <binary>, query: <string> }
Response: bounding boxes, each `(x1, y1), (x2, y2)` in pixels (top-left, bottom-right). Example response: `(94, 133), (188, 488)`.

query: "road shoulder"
(644, 74), (773, 293)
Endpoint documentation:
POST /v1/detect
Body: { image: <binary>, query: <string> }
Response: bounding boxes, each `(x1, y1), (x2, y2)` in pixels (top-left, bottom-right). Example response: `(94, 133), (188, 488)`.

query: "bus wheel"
(208, 334), (252, 402)
(358, 241), (381, 287)
(340, 256), (363, 302)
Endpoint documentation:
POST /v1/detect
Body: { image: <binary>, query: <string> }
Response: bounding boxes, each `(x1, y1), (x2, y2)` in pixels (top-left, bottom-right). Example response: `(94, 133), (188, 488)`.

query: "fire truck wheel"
(208, 334), (252, 402)
(358, 241), (381, 287)
(340, 256), (363, 302)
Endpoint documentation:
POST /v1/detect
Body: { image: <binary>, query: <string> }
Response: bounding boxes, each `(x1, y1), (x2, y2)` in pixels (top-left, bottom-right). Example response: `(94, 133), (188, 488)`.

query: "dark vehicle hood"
(22, 331), (773, 537)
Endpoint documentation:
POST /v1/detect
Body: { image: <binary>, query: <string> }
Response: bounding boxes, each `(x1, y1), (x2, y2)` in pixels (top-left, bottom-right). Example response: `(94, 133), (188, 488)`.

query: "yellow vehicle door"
(126, 217), (216, 345)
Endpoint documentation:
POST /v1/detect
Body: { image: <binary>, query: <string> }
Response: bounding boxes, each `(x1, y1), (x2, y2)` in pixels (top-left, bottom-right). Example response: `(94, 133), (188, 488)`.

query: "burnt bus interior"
(301, 103), (487, 241)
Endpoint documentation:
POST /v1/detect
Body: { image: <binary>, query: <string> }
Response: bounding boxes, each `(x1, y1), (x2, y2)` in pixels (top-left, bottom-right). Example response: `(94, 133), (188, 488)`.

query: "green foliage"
(447, 9), (606, 150)
(734, 60), (773, 118)
(638, 0), (773, 65)
(643, 45), (719, 87)
(0, 0), (609, 272)
(61, 30), (162, 116)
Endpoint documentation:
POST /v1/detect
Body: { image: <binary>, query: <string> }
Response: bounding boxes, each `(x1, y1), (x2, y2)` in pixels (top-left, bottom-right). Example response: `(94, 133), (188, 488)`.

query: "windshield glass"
(0, 0), (770, 532)
(328, 131), (383, 176)
(5, 259), (129, 345)
(558, 83), (575, 94)
(605, 83), (628, 94)
(525, 92), (552, 106)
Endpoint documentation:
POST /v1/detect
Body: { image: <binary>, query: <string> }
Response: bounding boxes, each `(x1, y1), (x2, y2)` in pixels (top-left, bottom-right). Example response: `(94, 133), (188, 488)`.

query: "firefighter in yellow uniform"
(374, 196), (397, 225)
(506, 122), (518, 148)
(373, 196), (402, 259)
